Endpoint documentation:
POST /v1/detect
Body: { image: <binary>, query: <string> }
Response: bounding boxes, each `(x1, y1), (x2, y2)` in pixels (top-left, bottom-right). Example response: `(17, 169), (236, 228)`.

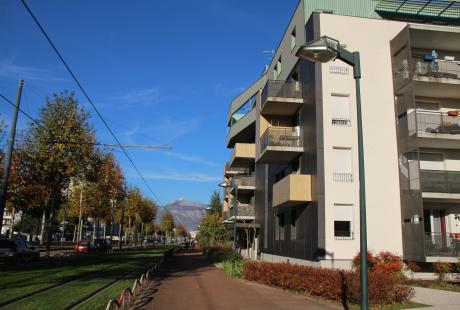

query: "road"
(133, 251), (340, 310)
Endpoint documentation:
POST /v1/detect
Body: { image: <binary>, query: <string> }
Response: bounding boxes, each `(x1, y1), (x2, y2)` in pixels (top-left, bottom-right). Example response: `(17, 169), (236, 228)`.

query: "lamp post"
(218, 179), (238, 272)
(296, 36), (368, 309)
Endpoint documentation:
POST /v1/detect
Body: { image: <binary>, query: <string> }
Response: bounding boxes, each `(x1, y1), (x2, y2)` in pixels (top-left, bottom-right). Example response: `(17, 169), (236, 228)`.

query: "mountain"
(157, 198), (208, 231)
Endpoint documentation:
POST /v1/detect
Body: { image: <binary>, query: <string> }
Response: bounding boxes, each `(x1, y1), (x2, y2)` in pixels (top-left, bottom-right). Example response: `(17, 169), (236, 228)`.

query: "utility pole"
(0, 80), (23, 236)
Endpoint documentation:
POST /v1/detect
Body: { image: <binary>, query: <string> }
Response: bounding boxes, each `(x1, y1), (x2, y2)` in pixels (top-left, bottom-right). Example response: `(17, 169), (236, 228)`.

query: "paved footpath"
(412, 286), (460, 310)
(133, 252), (340, 310)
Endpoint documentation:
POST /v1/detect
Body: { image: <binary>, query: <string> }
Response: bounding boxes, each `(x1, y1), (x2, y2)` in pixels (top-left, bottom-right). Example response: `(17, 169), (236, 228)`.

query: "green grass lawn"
(0, 247), (170, 310)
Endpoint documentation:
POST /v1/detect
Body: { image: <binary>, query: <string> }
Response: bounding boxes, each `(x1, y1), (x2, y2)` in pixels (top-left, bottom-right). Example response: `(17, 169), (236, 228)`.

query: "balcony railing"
(333, 172), (353, 182)
(421, 170), (460, 194)
(332, 118), (351, 126)
(425, 232), (458, 257)
(235, 203), (255, 217)
(261, 80), (303, 107)
(260, 127), (302, 152)
(408, 110), (460, 136)
(334, 231), (354, 240)
(232, 175), (255, 188)
(224, 163), (247, 175)
(413, 56), (460, 80)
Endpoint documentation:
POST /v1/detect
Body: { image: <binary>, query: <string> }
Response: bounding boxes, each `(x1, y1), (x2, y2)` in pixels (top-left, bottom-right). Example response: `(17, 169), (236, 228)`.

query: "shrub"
(221, 258), (243, 277)
(243, 261), (414, 306)
(203, 243), (235, 262)
(352, 251), (403, 273)
(434, 261), (452, 281)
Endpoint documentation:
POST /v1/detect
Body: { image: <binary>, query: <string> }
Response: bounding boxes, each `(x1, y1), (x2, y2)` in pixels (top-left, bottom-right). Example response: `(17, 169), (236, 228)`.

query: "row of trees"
(1, 91), (157, 249)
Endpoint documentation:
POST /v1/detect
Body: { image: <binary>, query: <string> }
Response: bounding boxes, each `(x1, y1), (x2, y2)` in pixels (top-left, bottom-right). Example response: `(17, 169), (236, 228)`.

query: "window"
(290, 209), (297, 240)
(331, 94), (350, 126)
(274, 57), (282, 79)
(290, 28), (296, 51)
(334, 204), (353, 239)
(279, 213), (285, 241)
(333, 147), (353, 182)
(419, 152), (444, 170)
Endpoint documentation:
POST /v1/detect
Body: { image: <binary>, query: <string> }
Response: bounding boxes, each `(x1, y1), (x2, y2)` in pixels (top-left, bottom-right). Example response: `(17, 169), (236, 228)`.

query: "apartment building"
(222, 0), (460, 268)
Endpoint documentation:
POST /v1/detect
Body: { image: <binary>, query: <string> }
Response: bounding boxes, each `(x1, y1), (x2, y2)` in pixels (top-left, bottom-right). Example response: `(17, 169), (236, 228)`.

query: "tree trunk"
(72, 223), (77, 242)
(9, 206), (16, 238)
(103, 223), (106, 239)
(46, 202), (55, 256)
(92, 221), (96, 241)
(39, 209), (46, 246)
(127, 218), (131, 245)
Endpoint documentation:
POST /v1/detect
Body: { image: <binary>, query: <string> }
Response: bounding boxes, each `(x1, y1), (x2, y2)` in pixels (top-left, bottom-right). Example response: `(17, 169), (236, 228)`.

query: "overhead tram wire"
(19, 0), (162, 204)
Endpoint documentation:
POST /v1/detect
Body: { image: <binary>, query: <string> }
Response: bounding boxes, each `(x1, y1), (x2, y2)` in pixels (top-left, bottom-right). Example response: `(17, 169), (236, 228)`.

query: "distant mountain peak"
(157, 198), (208, 230)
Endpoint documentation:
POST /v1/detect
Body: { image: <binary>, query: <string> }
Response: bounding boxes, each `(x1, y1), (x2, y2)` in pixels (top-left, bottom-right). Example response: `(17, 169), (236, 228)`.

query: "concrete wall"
(319, 13), (407, 259)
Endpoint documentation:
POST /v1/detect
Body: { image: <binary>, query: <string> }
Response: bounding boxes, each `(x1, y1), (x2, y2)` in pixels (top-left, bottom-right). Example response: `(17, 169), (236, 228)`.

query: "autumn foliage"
(243, 260), (414, 306)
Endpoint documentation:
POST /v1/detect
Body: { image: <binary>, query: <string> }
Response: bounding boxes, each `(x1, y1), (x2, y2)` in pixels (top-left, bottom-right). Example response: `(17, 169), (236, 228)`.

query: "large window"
(334, 204), (353, 239)
(273, 57), (282, 79)
(333, 147), (353, 182)
(331, 94), (350, 126)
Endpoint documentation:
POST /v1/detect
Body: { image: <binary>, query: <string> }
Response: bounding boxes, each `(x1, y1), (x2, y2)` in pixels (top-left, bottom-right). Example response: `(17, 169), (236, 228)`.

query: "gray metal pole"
(233, 187), (238, 272)
(0, 80), (24, 236)
(352, 52), (368, 310)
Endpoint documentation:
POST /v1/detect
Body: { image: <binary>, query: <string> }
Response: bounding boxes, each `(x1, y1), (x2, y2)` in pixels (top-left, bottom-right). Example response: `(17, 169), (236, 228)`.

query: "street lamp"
(297, 35), (368, 309)
(218, 179), (238, 271)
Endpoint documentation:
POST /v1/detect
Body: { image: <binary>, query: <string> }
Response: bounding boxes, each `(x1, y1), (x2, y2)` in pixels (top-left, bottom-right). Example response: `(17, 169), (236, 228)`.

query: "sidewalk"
(133, 251), (340, 310)
(412, 286), (460, 309)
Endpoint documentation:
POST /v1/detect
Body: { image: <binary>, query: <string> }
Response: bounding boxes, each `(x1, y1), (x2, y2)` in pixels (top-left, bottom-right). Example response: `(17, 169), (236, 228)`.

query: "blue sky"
(0, 0), (298, 205)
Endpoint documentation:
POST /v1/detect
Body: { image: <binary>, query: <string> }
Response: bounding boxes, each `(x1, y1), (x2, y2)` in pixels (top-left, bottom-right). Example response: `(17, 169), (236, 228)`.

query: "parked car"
(94, 239), (112, 253)
(0, 238), (40, 263)
(73, 241), (96, 254)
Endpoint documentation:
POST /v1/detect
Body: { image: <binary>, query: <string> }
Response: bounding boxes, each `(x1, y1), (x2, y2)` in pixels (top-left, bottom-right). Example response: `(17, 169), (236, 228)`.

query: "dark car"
(0, 238), (40, 263)
(73, 241), (96, 254)
(94, 239), (112, 253)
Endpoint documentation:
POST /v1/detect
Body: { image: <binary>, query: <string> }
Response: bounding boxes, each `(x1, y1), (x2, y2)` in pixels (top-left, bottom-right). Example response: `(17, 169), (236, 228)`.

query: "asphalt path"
(135, 252), (340, 310)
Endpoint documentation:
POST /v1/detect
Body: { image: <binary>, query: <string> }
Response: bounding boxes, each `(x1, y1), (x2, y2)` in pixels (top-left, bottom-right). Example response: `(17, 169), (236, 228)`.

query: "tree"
(176, 223), (187, 238)
(24, 91), (96, 250)
(197, 213), (227, 247)
(209, 190), (222, 215)
(160, 211), (175, 241)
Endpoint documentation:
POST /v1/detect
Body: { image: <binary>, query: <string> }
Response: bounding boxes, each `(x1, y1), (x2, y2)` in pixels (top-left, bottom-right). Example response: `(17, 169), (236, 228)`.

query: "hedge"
(243, 261), (414, 306)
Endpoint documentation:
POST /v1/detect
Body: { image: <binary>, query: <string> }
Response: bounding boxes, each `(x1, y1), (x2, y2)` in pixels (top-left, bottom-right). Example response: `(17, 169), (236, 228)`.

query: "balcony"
(229, 143), (255, 168)
(258, 127), (304, 164)
(224, 163), (247, 178)
(408, 110), (460, 148)
(227, 203), (255, 221)
(421, 170), (460, 195)
(261, 80), (304, 116)
(273, 174), (312, 208)
(425, 233), (459, 258)
(231, 175), (255, 194)
(227, 108), (256, 148)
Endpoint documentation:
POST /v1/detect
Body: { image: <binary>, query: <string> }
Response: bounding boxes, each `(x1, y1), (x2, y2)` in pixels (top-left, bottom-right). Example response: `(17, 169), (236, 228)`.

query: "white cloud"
(111, 88), (160, 106)
(162, 151), (218, 167)
(0, 59), (67, 82)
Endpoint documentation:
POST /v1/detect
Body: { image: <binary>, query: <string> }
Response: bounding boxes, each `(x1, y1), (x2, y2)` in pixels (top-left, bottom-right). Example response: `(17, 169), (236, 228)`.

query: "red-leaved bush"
(243, 260), (414, 306)
(352, 251), (403, 273)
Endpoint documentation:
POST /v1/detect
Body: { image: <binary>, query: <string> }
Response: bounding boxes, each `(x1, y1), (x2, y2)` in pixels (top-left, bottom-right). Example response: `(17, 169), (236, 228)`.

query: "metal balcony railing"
(334, 231), (354, 240)
(261, 80), (303, 107)
(425, 232), (458, 257)
(413, 56), (460, 80)
(332, 118), (351, 126)
(333, 172), (353, 183)
(408, 110), (460, 136)
(260, 127), (302, 152)
(420, 170), (460, 194)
